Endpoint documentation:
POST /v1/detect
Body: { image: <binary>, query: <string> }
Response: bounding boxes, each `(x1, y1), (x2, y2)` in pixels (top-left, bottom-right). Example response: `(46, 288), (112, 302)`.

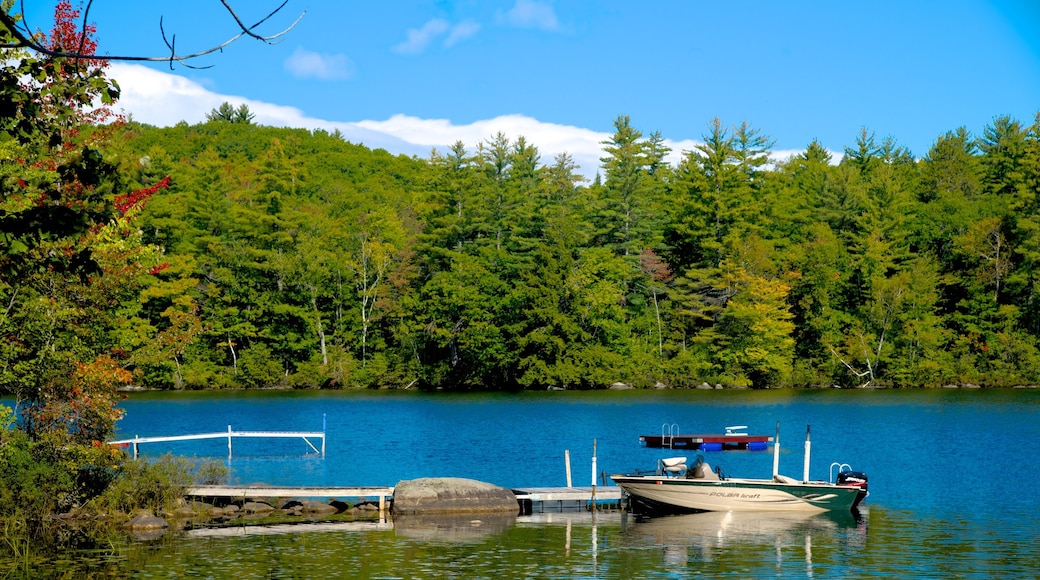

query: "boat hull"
(611, 475), (862, 514)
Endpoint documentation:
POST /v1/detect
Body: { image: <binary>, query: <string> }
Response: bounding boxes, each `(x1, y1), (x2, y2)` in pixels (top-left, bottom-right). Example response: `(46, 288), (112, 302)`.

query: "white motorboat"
(611, 424), (868, 514)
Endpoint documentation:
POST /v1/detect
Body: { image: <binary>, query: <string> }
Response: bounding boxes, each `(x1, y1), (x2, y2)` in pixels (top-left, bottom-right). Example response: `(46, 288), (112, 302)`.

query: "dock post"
(591, 439), (597, 513)
(565, 449), (572, 487)
(802, 424), (811, 483)
(772, 421), (780, 478)
(228, 425), (233, 459)
(322, 414), (327, 457)
(133, 436), (139, 460)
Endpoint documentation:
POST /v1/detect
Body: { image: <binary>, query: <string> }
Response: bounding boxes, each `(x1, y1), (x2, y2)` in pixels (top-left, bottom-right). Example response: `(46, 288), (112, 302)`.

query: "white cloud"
(108, 64), (821, 180)
(393, 18), (450, 54)
(110, 64), (226, 126)
(393, 18), (481, 53)
(359, 114), (606, 172)
(109, 62), (612, 176)
(284, 47), (354, 80)
(108, 63), (428, 155)
(356, 113), (704, 179)
(445, 20), (481, 47)
(500, 0), (559, 30)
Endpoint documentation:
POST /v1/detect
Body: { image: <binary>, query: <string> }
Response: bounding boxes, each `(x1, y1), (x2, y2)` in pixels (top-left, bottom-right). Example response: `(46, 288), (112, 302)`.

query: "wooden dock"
(123, 426), (620, 514)
(513, 486), (623, 514)
(186, 485), (394, 512)
(183, 484), (622, 515)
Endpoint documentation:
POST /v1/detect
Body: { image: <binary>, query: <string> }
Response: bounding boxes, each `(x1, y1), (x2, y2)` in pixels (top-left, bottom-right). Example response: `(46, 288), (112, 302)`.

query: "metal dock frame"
(513, 486), (623, 514)
(110, 424), (326, 459)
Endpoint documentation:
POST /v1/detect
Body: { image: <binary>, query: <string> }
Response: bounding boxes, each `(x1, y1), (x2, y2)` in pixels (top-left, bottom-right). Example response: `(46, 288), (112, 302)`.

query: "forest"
(59, 108), (1038, 391)
(2, 2), (1039, 394)
(4, 0), (1040, 562)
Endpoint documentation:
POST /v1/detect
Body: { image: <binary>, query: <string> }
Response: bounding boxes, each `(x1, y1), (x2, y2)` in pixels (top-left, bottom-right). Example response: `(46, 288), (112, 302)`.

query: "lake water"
(8, 388), (1040, 578)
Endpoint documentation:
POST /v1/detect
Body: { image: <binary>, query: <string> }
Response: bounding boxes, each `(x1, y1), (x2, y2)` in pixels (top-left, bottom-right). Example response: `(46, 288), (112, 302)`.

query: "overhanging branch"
(0, 0), (305, 69)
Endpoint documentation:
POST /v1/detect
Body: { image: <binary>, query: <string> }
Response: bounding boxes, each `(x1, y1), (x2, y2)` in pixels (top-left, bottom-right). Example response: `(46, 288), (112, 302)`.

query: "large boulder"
(241, 501), (275, 514)
(126, 511), (168, 531)
(126, 511), (169, 540)
(392, 477), (518, 516)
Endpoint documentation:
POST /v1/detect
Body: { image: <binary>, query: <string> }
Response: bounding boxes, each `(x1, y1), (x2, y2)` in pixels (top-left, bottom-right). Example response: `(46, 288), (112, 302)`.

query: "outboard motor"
(837, 471), (869, 507)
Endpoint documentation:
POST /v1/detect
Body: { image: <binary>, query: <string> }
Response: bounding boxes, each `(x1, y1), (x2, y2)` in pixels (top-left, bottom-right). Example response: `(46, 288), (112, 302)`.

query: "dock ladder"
(661, 423), (679, 449)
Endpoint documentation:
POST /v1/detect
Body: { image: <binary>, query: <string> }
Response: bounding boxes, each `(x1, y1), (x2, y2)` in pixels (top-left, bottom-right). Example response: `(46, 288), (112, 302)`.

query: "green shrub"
(92, 455), (228, 514)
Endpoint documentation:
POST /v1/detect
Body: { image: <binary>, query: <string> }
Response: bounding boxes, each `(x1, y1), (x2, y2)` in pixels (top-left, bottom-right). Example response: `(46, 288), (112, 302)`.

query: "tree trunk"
(312, 295), (328, 366)
(228, 334), (238, 375)
(652, 287), (663, 357)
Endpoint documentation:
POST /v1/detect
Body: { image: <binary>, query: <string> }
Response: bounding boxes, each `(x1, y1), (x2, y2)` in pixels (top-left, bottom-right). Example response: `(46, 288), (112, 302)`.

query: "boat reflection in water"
(620, 509), (867, 574)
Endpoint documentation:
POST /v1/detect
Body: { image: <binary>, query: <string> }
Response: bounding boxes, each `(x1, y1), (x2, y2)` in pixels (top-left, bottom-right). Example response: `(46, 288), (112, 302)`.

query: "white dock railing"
(110, 424), (326, 459)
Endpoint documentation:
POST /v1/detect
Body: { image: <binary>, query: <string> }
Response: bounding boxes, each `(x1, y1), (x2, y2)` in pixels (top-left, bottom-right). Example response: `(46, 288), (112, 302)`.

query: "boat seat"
(661, 456), (687, 477)
(690, 460), (720, 480)
(663, 463), (687, 476)
(773, 474), (799, 484)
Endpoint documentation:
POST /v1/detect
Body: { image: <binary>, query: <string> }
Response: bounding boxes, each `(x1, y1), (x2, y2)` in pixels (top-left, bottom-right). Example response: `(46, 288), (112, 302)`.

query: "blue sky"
(18, 1), (1040, 177)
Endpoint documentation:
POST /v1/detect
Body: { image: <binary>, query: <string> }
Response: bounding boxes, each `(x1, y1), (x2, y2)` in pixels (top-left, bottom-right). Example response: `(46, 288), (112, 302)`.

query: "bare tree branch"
(218, 0), (296, 42)
(0, 0), (305, 68)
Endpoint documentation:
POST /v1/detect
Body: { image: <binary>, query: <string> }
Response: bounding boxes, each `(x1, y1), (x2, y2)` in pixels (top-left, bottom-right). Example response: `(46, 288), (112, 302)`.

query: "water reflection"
(619, 509), (866, 576)
(393, 513), (516, 543)
(185, 520), (392, 538)
(10, 507), (1039, 578)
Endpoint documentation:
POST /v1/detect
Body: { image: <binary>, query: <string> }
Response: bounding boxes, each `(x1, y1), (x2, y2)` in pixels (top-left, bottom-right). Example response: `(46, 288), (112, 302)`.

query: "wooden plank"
(186, 485), (394, 514)
(186, 485), (619, 501)
(185, 485), (393, 499)
(512, 486), (622, 501)
(185, 485), (622, 515)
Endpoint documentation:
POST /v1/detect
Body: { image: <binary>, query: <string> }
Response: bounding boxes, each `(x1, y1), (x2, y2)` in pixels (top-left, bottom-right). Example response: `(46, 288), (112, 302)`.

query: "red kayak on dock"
(641, 425), (773, 451)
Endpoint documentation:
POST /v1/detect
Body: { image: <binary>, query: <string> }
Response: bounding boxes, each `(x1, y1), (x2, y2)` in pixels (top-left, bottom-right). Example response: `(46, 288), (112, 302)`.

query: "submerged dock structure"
(110, 425), (326, 459)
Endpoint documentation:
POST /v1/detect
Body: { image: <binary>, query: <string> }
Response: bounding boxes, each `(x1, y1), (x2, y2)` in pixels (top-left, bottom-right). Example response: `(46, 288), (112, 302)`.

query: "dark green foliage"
(89, 112), (1040, 390)
(92, 455), (227, 514)
(206, 102), (256, 124)
(0, 411), (121, 534)
(2, 0), (1039, 399)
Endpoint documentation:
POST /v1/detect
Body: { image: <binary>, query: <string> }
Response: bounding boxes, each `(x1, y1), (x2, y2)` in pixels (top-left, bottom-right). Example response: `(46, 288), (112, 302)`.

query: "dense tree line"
(3, 4), (1039, 394)
(84, 108), (1040, 390)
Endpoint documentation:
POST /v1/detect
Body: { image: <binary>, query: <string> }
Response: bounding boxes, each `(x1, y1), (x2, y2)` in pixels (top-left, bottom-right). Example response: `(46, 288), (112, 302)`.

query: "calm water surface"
(9, 388), (1040, 578)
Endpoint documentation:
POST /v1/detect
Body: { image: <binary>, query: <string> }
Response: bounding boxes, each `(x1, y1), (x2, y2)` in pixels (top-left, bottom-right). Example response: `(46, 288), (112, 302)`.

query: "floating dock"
(641, 424), (773, 451)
